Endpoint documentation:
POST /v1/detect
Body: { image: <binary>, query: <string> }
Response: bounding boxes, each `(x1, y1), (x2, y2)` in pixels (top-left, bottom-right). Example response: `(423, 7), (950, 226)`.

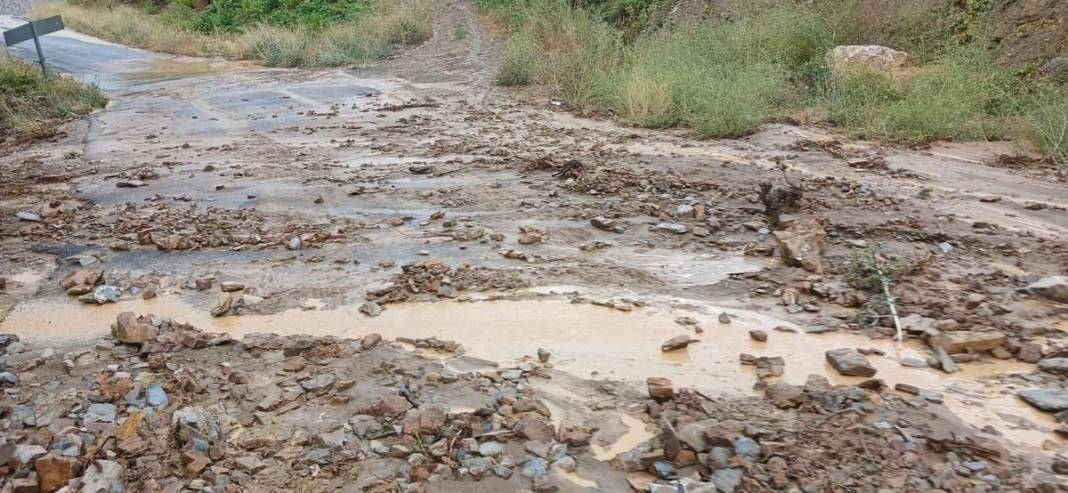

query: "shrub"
(0, 55), (106, 140)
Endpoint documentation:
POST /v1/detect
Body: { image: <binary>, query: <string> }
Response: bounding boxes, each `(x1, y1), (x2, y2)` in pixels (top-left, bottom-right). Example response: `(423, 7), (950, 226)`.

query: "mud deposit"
(2, 0), (1068, 491)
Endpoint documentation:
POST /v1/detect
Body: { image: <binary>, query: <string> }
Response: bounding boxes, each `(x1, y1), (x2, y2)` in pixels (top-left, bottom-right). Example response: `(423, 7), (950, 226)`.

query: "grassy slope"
(0, 55), (107, 141)
(37, 0), (432, 68)
(489, 0), (1068, 163)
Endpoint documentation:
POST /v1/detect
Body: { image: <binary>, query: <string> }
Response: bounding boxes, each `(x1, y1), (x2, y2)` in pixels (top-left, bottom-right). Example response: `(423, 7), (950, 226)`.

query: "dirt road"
(2, 1), (1067, 491)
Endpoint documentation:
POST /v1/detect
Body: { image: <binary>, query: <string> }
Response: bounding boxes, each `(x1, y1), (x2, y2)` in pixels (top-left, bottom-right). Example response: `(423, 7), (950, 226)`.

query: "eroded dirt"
(2, 1), (1068, 492)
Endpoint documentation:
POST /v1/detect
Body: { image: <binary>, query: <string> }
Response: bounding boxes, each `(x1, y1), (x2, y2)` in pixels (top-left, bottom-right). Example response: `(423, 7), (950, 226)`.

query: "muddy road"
(2, 1), (1068, 491)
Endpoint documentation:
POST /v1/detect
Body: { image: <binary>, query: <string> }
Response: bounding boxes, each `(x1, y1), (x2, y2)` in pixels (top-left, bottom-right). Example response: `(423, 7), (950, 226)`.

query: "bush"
(1022, 86), (1068, 165)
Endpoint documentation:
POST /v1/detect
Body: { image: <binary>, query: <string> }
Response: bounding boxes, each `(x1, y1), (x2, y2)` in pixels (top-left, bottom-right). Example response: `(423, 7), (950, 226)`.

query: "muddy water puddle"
(1, 296), (1053, 446)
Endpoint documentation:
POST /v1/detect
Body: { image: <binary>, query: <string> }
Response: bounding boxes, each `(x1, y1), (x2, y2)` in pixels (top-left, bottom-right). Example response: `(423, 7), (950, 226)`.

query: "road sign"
(3, 15), (65, 76)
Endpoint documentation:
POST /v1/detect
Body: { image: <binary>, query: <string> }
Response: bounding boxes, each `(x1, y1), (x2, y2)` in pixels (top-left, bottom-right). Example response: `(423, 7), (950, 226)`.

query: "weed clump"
(0, 55), (106, 141)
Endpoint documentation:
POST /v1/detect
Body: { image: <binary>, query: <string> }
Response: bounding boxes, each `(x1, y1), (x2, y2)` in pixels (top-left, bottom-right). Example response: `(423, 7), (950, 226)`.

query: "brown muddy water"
(1, 295), (1059, 448)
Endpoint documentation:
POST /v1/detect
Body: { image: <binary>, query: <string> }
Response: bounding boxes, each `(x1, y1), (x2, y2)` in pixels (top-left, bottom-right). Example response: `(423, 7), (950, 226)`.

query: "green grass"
(40, 0), (432, 68)
(0, 55), (107, 141)
(496, 0), (1066, 161)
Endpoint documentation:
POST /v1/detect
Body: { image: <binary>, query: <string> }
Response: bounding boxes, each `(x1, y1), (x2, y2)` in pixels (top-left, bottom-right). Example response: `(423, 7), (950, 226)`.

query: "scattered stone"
(111, 312), (159, 345)
(748, 330), (767, 342)
(359, 301), (383, 317)
(591, 216), (623, 233)
(927, 330), (1006, 354)
(361, 333), (382, 349)
(1026, 276), (1068, 303)
(661, 335), (698, 352)
(1019, 388), (1068, 412)
(654, 223), (688, 234)
(1018, 343), (1044, 363)
(773, 222), (827, 273)
(220, 281), (245, 292)
(647, 377), (674, 402)
(825, 348), (877, 377)
(1039, 358), (1068, 375)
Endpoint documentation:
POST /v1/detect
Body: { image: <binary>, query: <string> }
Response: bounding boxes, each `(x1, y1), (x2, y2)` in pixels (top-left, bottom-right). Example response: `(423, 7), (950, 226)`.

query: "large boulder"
(826, 45), (908, 76)
(773, 221), (827, 273)
(111, 312), (158, 345)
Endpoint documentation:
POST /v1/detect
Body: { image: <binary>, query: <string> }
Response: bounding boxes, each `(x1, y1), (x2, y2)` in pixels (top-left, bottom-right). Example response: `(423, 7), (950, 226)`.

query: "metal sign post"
(3, 15), (65, 77)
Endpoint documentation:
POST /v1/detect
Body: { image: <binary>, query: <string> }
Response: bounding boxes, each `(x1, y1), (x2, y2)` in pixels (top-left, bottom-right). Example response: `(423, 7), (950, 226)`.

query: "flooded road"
(3, 293), (1058, 448)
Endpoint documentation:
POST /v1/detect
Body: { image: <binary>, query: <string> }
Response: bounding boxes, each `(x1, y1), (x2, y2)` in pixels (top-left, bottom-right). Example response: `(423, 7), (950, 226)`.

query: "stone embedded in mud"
(590, 216), (623, 233)
(661, 335), (698, 352)
(1018, 388), (1068, 412)
(1027, 276), (1068, 304)
(749, 330), (767, 342)
(654, 223), (688, 234)
(773, 222), (827, 273)
(646, 377), (674, 402)
(366, 395), (412, 417)
(60, 268), (103, 291)
(112, 312), (159, 345)
(361, 333), (383, 349)
(825, 348), (877, 377)
(359, 301), (383, 317)
(1038, 358), (1068, 375)
(710, 467), (744, 493)
(219, 281), (245, 292)
(765, 382), (806, 409)
(927, 330), (1007, 354)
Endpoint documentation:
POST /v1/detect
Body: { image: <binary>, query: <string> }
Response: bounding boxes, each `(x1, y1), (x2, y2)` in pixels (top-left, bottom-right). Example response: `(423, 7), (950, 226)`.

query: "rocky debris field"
(2, 314), (1067, 493)
(2, 0), (1068, 491)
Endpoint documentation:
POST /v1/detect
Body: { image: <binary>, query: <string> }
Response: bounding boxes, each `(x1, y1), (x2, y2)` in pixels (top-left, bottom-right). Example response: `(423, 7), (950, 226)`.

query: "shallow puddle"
(1, 296), (1055, 446)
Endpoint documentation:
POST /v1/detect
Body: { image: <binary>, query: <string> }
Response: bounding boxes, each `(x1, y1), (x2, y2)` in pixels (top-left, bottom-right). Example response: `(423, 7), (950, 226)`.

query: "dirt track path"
(1, 0), (1067, 474)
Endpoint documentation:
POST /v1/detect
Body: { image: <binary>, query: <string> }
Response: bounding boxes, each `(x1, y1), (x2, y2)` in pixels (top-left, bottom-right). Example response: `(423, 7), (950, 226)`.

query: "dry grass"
(34, 0), (432, 67)
(0, 54), (107, 141)
(618, 70), (672, 125)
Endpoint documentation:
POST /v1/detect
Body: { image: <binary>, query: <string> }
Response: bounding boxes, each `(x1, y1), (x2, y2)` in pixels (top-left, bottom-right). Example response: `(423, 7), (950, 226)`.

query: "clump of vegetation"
(38, 0), (432, 68)
(487, 0), (1068, 163)
(0, 55), (107, 142)
(847, 246), (932, 340)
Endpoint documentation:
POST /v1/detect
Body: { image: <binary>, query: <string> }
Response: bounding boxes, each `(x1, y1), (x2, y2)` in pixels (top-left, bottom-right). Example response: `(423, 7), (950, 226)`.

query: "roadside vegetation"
(36, 0), (433, 68)
(485, 0), (1068, 164)
(0, 55), (107, 142)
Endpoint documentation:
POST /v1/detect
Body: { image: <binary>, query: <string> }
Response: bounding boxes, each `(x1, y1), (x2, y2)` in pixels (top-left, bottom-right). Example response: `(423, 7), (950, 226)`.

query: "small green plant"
(847, 246), (932, 342)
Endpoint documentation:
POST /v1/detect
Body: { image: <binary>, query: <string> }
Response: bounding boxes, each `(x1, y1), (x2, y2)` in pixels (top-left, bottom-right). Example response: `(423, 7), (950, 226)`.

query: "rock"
(928, 330), (1006, 354)
(647, 377), (674, 402)
(359, 301), (382, 317)
(931, 346), (960, 374)
(0, 371), (18, 386)
(1018, 343), (1044, 363)
(521, 457), (549, 479)
(367, 395), (411, 416)
(773, 222), (827, 273)
(591, 216), (623, 233)
(676, 422), (709, 453)
(718, 312), (731, 324)
(16, 210), (41, 222)
(301, 374), (337, 393)
(182, 450), (211, 478)
(14, 445), (47, 465)
(711, 468), (744, 493)
(537, 348), (551, 363)
(6, 341), (25, 354)
(220, 281), (245, 292)
(1019, 388), (1068, 412)
(85, 403), (118, 423)
(286, 237), (303, 250)
(83, 285), (121, 304)
(146, 383), (169, 407)
(661, 335), (698, 352)
(361, 333), (382, 349)
(748, 330), (767, 342)
(825, 348), (877, 377)
(732, 437), (761, 460)
(233, 455), (266, 473)
(1039, 358), (1068, 375)
(514, 417), (555, 442)
(77, 460), (123, 490)
(111, 312), (159, 345)
(173, 406), (224, 450)
(478, 441), (506, 457)
(195, 277), (214, 290)
(1027, 276), (1068, 303)
(826, 45), (908, 75)
(655, 223), (688, 234)
(765, 382), (806, 409)
(59, 269), (103, 291)
(417, 403), (448, 433)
